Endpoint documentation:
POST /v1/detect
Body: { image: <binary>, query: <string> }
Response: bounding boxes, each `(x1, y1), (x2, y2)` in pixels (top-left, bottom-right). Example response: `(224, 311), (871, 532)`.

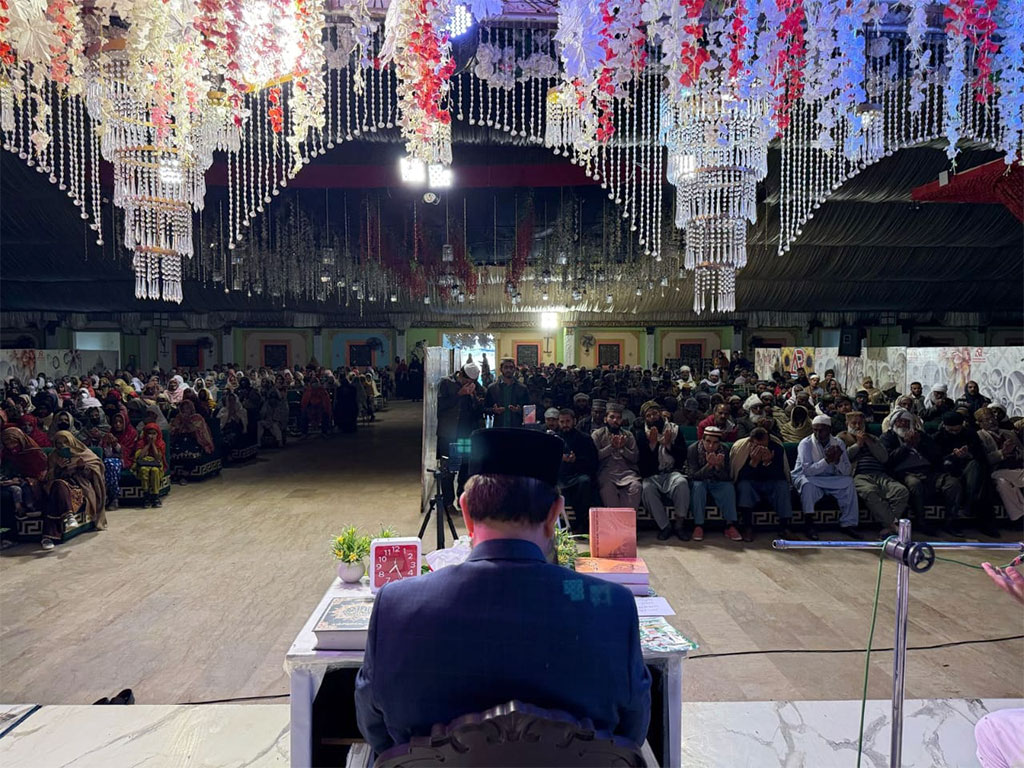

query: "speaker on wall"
(839, 326), (862, 357)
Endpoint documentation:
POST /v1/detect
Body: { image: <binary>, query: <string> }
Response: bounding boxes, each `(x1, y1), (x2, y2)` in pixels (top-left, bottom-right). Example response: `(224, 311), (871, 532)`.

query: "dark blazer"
(354, 539), (651, 755)
(557, 427), (600, 482)
(635, 424), (688, 478)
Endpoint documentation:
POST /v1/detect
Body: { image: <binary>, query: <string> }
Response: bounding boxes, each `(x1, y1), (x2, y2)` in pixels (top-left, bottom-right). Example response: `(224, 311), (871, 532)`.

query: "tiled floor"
(0, 399), (1021, 724)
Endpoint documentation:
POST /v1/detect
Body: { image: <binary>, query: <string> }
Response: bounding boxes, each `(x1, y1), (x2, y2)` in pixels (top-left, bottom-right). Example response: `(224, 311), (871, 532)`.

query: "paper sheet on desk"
(634, 596), (675, 616)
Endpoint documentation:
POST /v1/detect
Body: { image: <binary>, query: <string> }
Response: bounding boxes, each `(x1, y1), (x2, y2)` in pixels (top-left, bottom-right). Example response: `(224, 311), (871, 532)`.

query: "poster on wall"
(780, 347), (815, 375)
(754, 348), (782, 380)
(906, 346), (1024, 416)
(1, 349), (121, 381)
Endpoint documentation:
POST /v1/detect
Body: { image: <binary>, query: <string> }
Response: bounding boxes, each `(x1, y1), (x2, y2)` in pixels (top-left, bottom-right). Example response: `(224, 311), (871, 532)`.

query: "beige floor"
(1, 400), (1021, 706)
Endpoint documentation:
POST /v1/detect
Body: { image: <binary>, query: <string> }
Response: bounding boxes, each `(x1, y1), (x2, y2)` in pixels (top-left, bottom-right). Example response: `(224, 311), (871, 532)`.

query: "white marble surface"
(0, 704), (290, 768)
(681, 698), (1024, 768)
(1, 698), (1020, 767)
(0, 705), (37, 738)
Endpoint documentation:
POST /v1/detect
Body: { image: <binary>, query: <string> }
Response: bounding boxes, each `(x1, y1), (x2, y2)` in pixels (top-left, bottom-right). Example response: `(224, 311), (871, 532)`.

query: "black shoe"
(656, 526), (673, 541)
(803, 523), (819, 541)
(742, 526), (755, 543)
(675, 526), (691, 542)
(93, 697), (110, 705)
(839, 526), (863, 540)
(109, 688), (135, 705)
(977, 524), (1001, 539)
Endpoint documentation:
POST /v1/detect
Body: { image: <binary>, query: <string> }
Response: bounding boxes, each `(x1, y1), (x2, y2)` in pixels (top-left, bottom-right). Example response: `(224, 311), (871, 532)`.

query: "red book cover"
(589, 507), (637, 558)
(574, 557), (649, 584)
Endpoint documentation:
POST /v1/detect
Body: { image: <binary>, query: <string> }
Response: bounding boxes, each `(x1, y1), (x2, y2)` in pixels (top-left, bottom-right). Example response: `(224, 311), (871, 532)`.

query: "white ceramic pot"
(337, 561), (365, 583)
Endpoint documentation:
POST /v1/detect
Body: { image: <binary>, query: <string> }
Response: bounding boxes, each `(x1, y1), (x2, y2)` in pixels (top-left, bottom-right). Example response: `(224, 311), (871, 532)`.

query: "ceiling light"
(540, 311), (558, 330)
(399, 155), (426, 184)
(428, 163), (453, 189)
(423, 191), (440, 205)
(450, 4), (473, 38)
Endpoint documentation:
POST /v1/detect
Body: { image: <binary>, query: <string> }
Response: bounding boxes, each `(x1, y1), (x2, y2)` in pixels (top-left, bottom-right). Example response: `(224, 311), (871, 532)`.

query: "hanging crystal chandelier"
(662, 92), (770, 313)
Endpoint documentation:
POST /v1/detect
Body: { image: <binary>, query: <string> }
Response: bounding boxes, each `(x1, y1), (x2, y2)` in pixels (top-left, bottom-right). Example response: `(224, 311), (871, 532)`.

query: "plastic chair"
(375, 700), (646, 768)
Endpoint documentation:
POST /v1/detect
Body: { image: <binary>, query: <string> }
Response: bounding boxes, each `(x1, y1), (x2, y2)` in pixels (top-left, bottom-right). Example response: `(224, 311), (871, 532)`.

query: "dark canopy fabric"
(1, 134), (1021, 318)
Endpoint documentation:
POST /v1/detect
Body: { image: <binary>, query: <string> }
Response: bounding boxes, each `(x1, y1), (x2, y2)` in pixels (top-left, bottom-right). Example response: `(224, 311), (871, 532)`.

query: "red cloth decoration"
(911, 160), (1024, 222)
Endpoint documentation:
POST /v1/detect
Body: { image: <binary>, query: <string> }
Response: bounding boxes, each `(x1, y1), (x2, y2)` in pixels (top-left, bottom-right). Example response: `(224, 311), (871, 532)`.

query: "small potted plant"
(332, 526), (371, 583)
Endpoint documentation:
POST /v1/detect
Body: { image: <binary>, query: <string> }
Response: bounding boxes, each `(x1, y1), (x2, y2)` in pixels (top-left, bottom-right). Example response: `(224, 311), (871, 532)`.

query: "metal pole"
(772, 533), (1021, 768)
(890, 519), (911, 768)
(773, 540), (1021, 551)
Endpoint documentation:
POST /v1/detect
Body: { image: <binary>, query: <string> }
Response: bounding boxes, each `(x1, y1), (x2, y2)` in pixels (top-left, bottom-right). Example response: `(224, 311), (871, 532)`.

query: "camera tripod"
(419, 465), (460, 549)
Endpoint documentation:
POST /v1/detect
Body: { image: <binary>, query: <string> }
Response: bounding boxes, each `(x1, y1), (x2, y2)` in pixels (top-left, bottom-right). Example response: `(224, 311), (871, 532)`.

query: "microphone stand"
(773, 520), (1022, 768)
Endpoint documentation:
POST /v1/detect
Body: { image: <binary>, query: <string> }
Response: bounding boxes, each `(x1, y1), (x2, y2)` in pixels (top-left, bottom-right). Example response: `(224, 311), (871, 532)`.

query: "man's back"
(355, 539), (650, 755)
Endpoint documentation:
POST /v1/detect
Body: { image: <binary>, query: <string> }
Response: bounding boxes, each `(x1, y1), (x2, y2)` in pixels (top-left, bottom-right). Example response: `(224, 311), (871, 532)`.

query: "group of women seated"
(0, 363), (391, 550)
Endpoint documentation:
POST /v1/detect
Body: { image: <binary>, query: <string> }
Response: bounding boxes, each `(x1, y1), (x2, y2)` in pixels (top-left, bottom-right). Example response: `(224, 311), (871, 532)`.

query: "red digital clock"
(369, 537), (422, 593)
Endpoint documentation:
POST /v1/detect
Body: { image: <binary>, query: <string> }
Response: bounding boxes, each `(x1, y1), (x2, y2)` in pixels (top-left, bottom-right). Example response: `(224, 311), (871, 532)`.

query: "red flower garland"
(945, 0), (1001, 103)
(0, 0), (14, 69)
(678, 0), (709, 88)
(268, 86), (284, 132)
(506, 197), (534, 288)
(406, 0), (455, 127)
(773, 0), (806, 130)
(728, 0), (749, 82)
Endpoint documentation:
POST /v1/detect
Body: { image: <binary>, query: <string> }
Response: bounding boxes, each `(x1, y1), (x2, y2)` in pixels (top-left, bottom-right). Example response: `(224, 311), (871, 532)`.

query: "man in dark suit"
(355, 428), (651, 756)
(555, 408), (600, 534)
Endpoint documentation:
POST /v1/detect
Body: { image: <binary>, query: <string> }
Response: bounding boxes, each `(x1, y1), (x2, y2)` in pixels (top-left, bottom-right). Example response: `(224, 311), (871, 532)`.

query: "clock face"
(370, 539), (421, 592)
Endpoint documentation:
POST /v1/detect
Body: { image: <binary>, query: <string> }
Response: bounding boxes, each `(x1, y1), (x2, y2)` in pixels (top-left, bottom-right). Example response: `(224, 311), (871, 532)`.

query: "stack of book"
(574, 507), (648, 594)
(574, 556), (650, 595)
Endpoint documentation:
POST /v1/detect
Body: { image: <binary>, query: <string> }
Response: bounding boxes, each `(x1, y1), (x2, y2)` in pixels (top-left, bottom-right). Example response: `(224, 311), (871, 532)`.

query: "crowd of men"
(437, 353), (1024, 541)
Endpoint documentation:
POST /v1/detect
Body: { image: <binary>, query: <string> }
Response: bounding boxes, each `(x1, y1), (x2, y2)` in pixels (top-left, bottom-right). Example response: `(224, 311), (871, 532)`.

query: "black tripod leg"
(446, 508), (459, 540)
(418, 501), (433, 539)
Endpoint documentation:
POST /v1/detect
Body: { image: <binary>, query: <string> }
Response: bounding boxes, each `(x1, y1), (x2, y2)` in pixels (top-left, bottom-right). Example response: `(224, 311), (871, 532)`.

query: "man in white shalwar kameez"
(792, 414), (862, 537)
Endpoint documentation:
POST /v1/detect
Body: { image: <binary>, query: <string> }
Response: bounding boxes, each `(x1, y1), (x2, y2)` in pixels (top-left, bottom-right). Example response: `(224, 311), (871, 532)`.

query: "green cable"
(856, 538), (889, 768)
(853, 540), (1019, 767)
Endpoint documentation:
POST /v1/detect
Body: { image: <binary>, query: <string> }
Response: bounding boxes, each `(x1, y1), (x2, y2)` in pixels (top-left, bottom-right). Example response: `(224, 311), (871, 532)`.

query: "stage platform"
(1, 698), (1019, 767)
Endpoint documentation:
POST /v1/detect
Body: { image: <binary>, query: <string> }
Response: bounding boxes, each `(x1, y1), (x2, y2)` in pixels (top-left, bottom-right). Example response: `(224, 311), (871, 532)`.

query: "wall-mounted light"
(540, 311), (558, 330)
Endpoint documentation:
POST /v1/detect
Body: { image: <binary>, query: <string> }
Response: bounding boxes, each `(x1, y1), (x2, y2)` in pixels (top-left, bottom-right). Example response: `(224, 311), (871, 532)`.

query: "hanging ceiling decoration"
(2, 0), (327, 303)
(2, 0), (1022, 313)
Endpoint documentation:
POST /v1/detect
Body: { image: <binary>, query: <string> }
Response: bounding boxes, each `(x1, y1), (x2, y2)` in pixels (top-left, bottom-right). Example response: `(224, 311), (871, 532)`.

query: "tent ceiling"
(1, 128), (1021, 324)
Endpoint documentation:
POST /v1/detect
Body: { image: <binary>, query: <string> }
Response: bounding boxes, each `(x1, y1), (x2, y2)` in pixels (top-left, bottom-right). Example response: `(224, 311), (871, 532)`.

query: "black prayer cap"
(468, 428), (563, 487)
(942, 411), (965, 426)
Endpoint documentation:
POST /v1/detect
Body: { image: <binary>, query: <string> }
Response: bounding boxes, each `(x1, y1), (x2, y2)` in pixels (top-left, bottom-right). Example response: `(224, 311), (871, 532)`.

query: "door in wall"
(349, 344), (373, 367)
(175, 343), (201, 369)
(515, 344), (540, 367)
(676, 343), (703, 370)
(263, 344), (289, 368)
(597, 343), (621, 367)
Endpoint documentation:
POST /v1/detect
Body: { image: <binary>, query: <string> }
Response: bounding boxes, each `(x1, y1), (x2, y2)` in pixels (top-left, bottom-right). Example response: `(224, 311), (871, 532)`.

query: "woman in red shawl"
(133, 423), (168, 507)
(18, 414), (52, 448)
(110, 411), (138, 469)
(1, 427), (48, 526)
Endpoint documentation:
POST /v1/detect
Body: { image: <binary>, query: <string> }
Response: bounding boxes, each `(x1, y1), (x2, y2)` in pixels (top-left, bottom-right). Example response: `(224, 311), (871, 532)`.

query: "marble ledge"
(0, 703), (290, 768)
(681, 698), (1024, 768)
(0, 698), (1021, 768)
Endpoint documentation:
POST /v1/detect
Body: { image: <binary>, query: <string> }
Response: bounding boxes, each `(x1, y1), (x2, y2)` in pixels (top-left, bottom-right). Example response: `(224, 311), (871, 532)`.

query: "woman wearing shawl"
(166, 375), (185, 405)
(170, 399), (215, 483)
(111, 412), (138, 469)
(299, 378), (332, 436)
(48, 409), (76, 441)
(133, 423), (168, 507)
(42, 430), (107, 550)
(778, 405), (814, 443)
(1, 427), (48, 530)
(218, 390), (252, 458)
(140, 404), (170, 432)
(18, 414), (52, 448)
